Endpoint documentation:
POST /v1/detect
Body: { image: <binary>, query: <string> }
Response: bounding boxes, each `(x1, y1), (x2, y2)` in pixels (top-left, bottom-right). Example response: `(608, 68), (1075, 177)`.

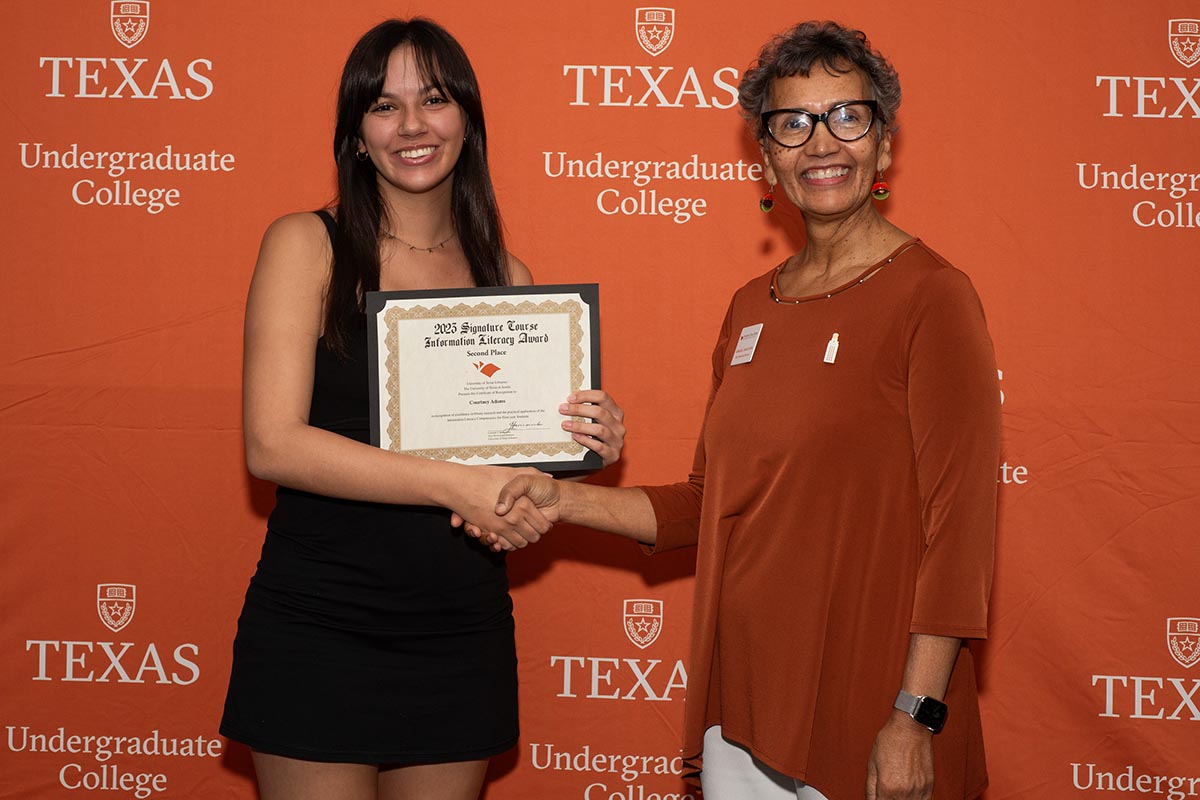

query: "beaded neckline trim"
(769, 241), (919, 305)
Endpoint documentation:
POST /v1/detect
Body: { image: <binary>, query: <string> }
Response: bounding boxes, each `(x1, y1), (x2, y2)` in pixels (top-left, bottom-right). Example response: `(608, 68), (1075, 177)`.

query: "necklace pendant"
(384, 229), (455, 252)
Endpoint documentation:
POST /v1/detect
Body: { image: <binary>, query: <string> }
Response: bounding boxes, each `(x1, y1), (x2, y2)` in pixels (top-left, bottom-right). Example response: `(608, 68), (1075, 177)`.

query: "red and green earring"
(871, 171), (891, 201)
(759, 184), (775, 213)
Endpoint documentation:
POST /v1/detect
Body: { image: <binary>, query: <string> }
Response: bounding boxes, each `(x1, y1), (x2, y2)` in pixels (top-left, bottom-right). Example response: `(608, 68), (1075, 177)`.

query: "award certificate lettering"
(365, 284), (602, 472)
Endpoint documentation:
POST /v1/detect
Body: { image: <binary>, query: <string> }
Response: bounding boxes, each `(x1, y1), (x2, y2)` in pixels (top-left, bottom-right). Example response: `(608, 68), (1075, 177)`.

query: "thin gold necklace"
(769, 241), (918, 305)
(383, 230), (457, 253)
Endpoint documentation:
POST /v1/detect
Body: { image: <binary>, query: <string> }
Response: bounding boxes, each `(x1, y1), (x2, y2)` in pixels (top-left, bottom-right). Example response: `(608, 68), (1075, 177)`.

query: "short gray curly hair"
(738, 21), (901, 140)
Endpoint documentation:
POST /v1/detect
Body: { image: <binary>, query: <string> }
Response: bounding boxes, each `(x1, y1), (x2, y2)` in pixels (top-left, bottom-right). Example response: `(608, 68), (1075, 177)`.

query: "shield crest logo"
(635, 8), (675, 58)
(97, 584), (137, 632)
(623, 598), (663, 649)
(1167, 617), (1200, 669)
(1169, 20), (1200, 69)
(111, 2), (150, 49)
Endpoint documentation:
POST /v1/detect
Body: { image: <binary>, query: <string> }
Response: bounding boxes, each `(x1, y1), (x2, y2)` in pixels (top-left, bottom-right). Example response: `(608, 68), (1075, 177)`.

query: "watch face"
(914, 698), (948, 731)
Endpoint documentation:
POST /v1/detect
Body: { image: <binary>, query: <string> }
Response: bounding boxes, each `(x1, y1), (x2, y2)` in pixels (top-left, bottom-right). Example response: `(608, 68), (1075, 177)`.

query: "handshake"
(451, 469), (563, 552)
(447, 390), (625, 552)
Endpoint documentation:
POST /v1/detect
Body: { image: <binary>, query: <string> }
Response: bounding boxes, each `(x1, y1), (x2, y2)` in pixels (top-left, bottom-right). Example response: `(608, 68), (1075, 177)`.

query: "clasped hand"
(447, 465), (555, 551)
(450, 390), (623, 551)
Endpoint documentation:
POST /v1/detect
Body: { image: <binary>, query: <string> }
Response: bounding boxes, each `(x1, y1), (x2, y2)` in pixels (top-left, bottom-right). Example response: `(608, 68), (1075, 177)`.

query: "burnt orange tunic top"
(641, 240), (999, 800)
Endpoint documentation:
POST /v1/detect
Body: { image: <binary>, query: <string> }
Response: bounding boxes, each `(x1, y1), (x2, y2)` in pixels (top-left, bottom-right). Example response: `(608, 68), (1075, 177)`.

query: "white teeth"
(803, 166), (849, 179)
(399, 146), (435, 158)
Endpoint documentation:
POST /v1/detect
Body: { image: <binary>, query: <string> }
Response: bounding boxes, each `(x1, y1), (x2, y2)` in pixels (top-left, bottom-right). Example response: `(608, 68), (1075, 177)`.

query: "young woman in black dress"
(220, 18), (625, 800)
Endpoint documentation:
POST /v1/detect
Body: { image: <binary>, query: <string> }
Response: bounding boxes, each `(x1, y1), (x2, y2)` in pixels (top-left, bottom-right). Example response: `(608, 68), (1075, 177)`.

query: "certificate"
(365, 284), (602, 473)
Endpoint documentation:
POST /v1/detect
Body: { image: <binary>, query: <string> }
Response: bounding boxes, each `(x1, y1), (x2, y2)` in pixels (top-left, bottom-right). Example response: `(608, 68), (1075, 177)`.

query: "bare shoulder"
(261, 211), (332, 263)
(252, 211), (333, 288)
(245, 211), (334, 327)
(505, 252), (534, 286)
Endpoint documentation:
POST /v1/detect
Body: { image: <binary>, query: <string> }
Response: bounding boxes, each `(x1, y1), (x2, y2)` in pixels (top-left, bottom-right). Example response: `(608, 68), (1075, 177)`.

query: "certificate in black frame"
(365, 283), (602, 474)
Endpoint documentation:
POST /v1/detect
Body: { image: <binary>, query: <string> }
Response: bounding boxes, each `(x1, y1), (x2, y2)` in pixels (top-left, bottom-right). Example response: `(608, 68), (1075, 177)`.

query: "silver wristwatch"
(894, 689), (948, 733)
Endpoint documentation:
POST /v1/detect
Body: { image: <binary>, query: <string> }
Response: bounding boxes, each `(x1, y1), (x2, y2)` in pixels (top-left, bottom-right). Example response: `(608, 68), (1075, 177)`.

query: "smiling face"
(761, 64), (891, 224)
(357, 44), (467, 199)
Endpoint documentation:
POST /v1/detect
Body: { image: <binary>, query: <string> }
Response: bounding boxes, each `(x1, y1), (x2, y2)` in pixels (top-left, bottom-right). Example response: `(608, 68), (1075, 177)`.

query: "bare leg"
(378, 759), (489, 800)
(251, 751), (379, 800)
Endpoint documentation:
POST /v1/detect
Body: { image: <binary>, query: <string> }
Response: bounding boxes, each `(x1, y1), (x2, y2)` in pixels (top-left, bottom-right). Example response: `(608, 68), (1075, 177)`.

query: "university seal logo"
(97, 583), (137, 632)
(1169, 20), (1200, 69)
(623, 598), (663, 649)
(111, 1), (150, 49)
(635, 8), (675, 58)
(1167, 618), (1200, 669)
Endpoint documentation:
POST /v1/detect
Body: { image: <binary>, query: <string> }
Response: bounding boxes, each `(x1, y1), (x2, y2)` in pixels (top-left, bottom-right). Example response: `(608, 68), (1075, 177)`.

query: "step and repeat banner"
(2, 1), (1197, 798)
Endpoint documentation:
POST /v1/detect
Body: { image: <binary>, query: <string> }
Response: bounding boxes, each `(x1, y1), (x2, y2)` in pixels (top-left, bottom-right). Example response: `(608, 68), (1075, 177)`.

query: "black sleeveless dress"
(220, 213), (517, 764)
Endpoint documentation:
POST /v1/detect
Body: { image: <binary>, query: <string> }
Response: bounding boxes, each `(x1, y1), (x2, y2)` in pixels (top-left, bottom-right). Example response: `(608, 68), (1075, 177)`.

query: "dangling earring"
(871, 172), (891, 201)
(355, 149), (368, 162)
(759, 185), (775, 213)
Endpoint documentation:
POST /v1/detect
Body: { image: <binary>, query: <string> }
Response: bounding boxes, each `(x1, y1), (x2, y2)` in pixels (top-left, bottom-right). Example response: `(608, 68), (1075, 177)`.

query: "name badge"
(731, 323), (763, 365)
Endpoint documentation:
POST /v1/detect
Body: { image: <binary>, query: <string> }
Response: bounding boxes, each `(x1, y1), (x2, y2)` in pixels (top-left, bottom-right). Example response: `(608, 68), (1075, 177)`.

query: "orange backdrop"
(3, 1), (1198, 799)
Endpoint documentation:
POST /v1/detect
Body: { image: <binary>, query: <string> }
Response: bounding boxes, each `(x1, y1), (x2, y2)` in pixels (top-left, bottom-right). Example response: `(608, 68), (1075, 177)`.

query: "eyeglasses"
(760, 100), (880, 148)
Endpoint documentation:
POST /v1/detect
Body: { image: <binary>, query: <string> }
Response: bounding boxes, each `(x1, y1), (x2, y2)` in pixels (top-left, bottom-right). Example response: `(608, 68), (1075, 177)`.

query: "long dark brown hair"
(324, 18), (508, 355)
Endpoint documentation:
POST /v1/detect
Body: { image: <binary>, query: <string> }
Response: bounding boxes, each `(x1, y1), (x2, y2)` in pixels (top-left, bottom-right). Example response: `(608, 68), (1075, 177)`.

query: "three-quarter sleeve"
(903, 267), (1001, 638)
(639, 301), (735, 554)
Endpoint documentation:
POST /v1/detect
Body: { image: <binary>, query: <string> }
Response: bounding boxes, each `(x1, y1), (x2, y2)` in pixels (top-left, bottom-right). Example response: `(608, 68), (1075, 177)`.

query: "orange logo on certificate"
(474, 361), (501, 378)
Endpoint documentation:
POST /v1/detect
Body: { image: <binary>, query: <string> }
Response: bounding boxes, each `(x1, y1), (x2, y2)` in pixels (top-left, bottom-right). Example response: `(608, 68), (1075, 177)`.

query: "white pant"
(700, 726), (830, 800)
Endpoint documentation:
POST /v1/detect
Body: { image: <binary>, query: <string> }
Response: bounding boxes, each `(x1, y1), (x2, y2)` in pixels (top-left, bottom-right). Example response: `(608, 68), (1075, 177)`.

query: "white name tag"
(731, 323), (763, 365)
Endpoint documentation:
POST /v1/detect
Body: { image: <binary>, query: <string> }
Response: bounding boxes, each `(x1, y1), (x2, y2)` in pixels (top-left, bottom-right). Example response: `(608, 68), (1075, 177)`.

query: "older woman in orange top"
(488, 21), (999, 800)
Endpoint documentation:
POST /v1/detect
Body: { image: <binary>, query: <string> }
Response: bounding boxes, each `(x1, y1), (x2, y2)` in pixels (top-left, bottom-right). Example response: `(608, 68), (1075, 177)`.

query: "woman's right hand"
(447, 466), (555, 551)
(466, 471), (659, 549)
(495, 473), (562, 521)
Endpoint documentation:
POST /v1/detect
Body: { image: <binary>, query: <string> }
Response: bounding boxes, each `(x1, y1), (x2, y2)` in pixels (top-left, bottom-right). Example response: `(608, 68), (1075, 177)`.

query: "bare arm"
(897, 633), (961, 701)
(242, 213), (550, 538)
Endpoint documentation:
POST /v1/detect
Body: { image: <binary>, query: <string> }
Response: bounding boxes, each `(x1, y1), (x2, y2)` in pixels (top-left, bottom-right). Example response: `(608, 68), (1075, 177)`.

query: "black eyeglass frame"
(760, 100), (882, 148)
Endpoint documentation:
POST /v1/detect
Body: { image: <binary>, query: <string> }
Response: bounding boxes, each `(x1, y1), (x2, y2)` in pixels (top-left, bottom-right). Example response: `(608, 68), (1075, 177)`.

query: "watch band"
(894, 689), (948, 733)
(894, 689), (922, 716)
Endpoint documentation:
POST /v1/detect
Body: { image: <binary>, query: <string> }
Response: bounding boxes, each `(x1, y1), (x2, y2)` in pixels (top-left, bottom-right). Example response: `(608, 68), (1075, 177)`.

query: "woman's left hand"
(560, 390), (626, 467)
(866, 712), (935, 800)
